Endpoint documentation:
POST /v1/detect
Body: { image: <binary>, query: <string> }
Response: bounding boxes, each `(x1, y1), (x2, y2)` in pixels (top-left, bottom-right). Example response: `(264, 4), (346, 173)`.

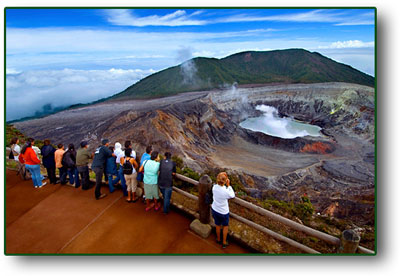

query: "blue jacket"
(41, 145), (56, 168)
(105, 156), (118, 175)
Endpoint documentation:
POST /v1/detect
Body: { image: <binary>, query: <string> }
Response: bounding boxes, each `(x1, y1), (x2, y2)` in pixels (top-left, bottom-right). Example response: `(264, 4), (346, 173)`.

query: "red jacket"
(19, 147), (41, 165)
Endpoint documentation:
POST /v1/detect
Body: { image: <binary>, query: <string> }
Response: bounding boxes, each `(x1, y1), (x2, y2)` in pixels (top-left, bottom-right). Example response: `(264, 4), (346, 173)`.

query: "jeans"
(160, 187), (172, 214)
(67, 167), (80, 188)
(77, 166), (90, 190)
(25, 164), (44, 188)
(93, 167), (104, 199)
(107, 172), (120, 193)
(118, 166), (128, 196)
(58, 167), (67, 184)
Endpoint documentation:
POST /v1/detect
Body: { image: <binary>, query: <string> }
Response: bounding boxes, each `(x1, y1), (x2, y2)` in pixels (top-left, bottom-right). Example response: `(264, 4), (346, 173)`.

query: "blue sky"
(5, 8), (375, 121)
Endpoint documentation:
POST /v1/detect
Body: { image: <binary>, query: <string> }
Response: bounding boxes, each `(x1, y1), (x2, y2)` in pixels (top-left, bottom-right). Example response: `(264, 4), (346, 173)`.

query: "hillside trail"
(5, 169), (250, 254)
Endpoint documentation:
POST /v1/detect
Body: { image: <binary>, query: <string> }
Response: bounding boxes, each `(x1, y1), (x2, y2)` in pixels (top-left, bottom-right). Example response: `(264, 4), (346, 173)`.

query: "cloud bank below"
(6, 68), (155, 121)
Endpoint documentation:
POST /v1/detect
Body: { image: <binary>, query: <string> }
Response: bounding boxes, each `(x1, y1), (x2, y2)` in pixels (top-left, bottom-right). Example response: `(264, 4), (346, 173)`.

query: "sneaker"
(35, 186), (39, 189)
(96, 194), (107, 200)
(222, 242), (229, 249)
(39, 182), (47, 188)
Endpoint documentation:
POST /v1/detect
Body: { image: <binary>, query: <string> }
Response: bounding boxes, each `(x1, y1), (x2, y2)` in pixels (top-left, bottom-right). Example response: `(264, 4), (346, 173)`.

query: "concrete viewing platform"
(5, 169), (251, 254)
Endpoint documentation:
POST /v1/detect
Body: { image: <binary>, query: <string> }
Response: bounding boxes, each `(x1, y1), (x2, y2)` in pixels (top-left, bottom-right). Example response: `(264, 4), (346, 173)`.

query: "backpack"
(18, 163), (31, 180)
(123, 157), (133, 175)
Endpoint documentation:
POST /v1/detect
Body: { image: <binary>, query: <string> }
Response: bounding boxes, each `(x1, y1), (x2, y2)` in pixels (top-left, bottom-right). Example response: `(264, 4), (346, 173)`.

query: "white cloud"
(6, 68), (155, 121)
(216, 9), (374, 26)
(6, 68), (21, 74)
(318, 40), (374, 49)
(105, 9), (208, 27)
(104, 9), (374, 27)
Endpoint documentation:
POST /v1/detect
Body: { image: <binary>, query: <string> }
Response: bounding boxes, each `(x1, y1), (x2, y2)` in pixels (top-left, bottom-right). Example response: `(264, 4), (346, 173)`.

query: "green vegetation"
(110, 49), (374, 101)
(261, 195), (314, 222)
(6, 124), (45, 148)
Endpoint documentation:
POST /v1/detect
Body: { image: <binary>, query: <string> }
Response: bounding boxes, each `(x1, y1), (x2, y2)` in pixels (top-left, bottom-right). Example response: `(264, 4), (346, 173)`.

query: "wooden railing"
(5, 147), (374, 254)
(173, 173), (375, 254)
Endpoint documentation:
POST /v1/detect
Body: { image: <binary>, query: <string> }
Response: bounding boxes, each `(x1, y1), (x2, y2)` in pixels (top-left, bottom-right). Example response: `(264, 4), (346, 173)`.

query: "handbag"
(136, 160), (148, 181)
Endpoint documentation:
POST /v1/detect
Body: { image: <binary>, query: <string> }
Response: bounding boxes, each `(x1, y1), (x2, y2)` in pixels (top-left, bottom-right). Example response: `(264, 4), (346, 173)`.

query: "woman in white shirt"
(211, 172), (235, 249)
(10, 137), (21, 161)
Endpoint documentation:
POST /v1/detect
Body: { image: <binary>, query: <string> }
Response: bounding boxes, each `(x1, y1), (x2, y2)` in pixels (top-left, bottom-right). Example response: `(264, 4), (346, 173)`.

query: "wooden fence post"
(198, 175), (212, 224)
(338, 229), (360, 253)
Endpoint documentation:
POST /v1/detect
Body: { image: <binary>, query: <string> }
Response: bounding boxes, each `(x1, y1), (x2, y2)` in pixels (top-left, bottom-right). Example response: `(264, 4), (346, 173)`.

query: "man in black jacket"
(158, 152), (176, 214)
(91, 139), (114, 200)
(40, 139), (57, 184)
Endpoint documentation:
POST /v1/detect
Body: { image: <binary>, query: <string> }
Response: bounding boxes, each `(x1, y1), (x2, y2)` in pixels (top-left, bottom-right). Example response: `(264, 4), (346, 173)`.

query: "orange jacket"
(18, 147), (41, 165)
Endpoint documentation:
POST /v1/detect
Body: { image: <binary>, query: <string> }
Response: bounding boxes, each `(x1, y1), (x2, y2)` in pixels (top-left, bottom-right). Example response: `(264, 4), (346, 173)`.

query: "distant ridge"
(110, 48), (374, 100)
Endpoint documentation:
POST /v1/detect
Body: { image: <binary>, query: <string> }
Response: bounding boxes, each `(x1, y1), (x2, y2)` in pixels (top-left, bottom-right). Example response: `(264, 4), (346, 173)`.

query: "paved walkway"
(5, 169), (251, 254)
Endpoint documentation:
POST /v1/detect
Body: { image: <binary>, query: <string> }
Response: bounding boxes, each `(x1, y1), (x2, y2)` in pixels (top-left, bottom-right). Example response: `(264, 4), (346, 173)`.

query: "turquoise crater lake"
(239, 105), (322, 139)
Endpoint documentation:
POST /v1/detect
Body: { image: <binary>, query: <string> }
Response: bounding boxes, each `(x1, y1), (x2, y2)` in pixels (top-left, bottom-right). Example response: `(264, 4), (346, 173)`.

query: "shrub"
(294, 200), (314, 221)
(172, 155), (183, 169)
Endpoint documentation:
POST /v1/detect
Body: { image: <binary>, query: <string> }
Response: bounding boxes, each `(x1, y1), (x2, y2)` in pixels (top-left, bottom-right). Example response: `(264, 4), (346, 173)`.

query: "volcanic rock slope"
(14, 82), (375, 225)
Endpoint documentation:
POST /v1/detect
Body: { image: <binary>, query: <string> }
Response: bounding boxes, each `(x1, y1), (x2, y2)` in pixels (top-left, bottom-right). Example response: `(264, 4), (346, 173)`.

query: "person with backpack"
(18, 138), (47, 188)
(139, 151), (160, 211)
(91, 139), (115, 200)
(120, 148), (139, 202)
(105, 145), (120, 193)
(114, 141), (136, 198)
(55, 144), (67, 184)
(158, 152), (176, 214)
(62, 143), (80, 188)
(211, 172), (235, 249)
(40, 139), (57, 184)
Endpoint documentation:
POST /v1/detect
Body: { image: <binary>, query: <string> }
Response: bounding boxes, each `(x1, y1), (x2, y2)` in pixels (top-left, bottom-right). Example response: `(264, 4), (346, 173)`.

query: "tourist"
(139, 151), (161, 211)
(121, 148), (139, 202)
(32, 144), (41, 158)
(63, 143), (80, 188)
(40, 139), (57, 184)
(91, 139), (114, 200)
(76, 141), (92, 190)
(140, 145), (152, 165)
(115, 141), (136, 197)
(105, 146), (120, 193)
(137, 145), (152, 202)
(18, 138), (47, 188)
(158, 152), (176, 214)
(211, 172), (235, 249)
(124, 140), (136, 159)
(55, 144), (67, 184)
(9, 137), (21, 161)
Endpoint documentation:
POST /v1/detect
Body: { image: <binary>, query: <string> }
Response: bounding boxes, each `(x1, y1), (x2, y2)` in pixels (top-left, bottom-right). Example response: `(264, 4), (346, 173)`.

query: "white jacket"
(211, 184), (235, 215)
(114, 142), (136, 165)
(114, 142), (124, 164)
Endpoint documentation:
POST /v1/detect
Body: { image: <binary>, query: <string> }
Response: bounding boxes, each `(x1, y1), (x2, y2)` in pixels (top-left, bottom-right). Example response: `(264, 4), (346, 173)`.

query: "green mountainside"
(109, 49), (374, 100)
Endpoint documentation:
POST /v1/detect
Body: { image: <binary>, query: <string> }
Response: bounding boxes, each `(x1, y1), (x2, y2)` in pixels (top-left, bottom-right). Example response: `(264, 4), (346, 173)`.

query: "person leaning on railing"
(211, 172), (235, 249)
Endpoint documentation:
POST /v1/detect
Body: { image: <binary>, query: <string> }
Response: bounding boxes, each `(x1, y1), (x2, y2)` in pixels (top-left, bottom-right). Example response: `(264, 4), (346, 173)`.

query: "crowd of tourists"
(9, 136), (235, 248)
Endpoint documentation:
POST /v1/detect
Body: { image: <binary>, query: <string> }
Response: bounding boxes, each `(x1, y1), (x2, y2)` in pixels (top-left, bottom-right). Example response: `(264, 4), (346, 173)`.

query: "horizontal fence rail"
(172, 184), (320, 254)
(5, 150), (374, 254)
(174, 173), (375, 254)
